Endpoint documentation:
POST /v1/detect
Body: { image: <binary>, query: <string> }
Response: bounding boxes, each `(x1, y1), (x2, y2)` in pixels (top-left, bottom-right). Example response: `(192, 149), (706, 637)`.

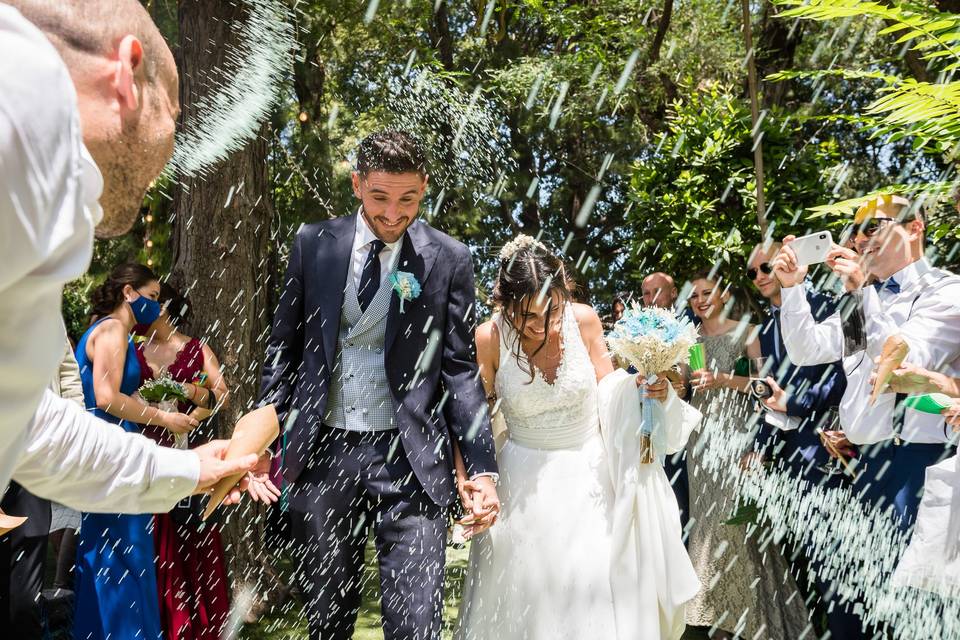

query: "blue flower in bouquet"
(390, 271), (421, 313)
(607, 303), (699, 377)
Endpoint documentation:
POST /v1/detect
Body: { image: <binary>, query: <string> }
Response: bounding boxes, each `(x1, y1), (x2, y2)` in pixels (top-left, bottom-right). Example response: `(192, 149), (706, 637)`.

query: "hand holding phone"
(789, 231), (834, 266)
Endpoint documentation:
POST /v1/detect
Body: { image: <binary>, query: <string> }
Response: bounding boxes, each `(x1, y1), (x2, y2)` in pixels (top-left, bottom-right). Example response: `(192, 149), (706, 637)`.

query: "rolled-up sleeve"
(12, 390), (200, 514)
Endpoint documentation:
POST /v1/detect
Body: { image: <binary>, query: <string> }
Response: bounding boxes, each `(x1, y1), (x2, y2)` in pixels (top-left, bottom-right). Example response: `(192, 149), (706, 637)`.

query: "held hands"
(457, 475), (501, 541)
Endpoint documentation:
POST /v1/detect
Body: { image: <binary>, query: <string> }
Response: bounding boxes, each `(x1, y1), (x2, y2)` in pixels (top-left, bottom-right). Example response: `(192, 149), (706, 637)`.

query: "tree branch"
(646, 0), (674, 68)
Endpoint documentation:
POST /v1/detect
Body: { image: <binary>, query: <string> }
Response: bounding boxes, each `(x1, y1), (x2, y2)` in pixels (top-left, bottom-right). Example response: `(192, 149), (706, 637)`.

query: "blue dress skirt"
(73, 318), (163, 640)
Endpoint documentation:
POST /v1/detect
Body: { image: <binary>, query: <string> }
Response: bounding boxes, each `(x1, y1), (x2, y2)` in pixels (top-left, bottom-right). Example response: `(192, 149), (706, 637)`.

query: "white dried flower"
(499, 234), (547, 262)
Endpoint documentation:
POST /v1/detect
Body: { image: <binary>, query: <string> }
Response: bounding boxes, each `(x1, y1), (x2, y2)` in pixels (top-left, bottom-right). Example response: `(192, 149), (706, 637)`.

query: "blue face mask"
(129, 294), (162, 326)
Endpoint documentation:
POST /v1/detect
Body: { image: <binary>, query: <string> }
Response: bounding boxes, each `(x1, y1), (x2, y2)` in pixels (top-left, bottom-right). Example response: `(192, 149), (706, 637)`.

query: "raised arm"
(778, 286), (844, 366)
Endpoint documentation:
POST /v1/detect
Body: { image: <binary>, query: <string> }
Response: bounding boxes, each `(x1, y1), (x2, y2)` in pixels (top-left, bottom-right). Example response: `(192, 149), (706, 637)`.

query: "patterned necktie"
(873, 277), (901, 295)
(357, 239), (386, 313)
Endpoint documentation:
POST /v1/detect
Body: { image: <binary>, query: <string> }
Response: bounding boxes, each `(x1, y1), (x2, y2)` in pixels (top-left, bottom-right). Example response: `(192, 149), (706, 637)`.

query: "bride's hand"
(636, 375), (669, 401)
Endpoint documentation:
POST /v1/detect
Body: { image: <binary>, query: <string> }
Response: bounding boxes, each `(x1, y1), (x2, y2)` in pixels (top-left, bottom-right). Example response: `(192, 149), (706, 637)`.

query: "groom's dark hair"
(356, 130), (427, 177)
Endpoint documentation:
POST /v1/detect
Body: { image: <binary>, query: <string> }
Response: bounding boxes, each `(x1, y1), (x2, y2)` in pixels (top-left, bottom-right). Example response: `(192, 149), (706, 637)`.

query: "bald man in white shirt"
(773, 195), (960, 537)
(0, 0), (259, 513)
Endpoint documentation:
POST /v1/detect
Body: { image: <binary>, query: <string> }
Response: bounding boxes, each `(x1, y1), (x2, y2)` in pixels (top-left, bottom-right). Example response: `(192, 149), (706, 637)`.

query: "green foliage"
(626, 87), (842, 288)
(775, 0), (960, 155)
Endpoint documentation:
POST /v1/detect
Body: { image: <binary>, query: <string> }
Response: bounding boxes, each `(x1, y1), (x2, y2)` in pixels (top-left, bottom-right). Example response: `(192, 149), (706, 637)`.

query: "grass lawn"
(240, 543), (470, 640)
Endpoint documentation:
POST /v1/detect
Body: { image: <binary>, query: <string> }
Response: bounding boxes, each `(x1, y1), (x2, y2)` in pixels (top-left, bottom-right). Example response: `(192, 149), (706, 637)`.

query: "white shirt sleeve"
(0, 6), (97, 493)
(12, 390), (200, 514)
(779, 284), (844, 366)
(862, 283), (960, 369)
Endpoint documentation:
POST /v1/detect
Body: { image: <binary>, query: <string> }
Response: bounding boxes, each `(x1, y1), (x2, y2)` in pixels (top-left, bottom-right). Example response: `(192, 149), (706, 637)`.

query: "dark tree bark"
(430, 0), (455, 72)
(757, 0), (805, 107)
(291, 11), (335, 210)
(935, 0), (960, 12)
(874, 0), (931, 82)
(646, 0), (674, 68)
(171, 0), (281, 618)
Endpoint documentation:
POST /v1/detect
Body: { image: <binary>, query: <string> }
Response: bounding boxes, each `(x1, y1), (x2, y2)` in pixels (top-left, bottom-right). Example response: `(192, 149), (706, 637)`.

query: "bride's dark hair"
(493, 238), (575, 381)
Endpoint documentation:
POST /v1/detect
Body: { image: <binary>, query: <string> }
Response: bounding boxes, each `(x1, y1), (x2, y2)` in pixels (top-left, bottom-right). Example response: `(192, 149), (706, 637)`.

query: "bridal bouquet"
(138, 374), (189, 404)
(607, 304), (699, 462)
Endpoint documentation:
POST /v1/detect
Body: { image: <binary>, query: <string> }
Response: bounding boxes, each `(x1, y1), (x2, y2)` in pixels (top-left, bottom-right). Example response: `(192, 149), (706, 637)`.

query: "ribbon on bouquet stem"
(637, 374), (659, 464)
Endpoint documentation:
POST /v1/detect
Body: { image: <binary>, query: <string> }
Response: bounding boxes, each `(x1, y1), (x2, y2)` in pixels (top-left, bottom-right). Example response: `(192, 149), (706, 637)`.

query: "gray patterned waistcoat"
(323, 268), (397, 432)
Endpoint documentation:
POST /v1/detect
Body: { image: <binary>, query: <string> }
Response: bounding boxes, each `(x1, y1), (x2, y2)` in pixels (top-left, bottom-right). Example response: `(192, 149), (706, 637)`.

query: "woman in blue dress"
(74, 263), (199, 640)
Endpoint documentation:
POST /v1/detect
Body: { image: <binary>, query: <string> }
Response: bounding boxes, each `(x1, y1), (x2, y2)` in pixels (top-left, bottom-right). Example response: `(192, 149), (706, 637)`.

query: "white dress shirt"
(0, 6), (199, 511)
(351, 210), (402, 292)
(780, 259), (960, 445)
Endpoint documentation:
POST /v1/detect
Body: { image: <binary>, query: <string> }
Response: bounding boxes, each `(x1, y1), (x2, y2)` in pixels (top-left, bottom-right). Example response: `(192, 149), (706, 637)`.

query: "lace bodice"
(494, 304), (600, 449)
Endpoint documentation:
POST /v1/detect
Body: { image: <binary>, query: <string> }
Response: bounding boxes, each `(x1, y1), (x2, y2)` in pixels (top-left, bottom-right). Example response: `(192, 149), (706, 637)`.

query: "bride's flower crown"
(499, 234), (547, 262)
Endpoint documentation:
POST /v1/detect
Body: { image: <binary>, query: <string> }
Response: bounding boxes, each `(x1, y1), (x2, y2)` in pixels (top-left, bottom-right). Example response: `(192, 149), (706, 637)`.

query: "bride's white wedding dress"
(455, 304), (699, 640)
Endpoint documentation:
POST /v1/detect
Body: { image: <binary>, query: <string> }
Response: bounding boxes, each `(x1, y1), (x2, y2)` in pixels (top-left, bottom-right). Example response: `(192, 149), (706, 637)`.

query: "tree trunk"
(757, 0), (804, 108)
(171, 0), (281, 619)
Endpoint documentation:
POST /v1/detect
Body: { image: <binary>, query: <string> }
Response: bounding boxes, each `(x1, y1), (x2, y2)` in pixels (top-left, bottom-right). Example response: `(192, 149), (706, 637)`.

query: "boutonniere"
(390, 271), (422, 313)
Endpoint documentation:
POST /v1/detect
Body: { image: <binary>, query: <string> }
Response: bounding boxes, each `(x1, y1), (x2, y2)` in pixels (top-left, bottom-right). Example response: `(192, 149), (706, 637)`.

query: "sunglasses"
(844, 216), (901, 240)
(747, 263), (773, 280)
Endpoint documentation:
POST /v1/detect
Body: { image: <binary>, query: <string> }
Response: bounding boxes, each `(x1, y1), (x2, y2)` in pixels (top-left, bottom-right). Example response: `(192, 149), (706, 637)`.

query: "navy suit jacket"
(756, 288), (846, 468)
(258, 213), (498, 507)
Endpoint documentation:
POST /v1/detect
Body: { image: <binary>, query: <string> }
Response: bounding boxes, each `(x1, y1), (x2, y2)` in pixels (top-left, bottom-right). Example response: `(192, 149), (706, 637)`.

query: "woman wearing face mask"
(135, 282), (278, 640)
(682, 270), (809, 640)
(73, 263), (198, 640)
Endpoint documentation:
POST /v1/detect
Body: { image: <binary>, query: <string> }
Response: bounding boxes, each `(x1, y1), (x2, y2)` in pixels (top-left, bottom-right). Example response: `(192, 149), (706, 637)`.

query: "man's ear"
(115, 35), (143, 111)
(419, 173), (429, 195)
(351, 172), (362, 198)
(909, 217), (926, 241)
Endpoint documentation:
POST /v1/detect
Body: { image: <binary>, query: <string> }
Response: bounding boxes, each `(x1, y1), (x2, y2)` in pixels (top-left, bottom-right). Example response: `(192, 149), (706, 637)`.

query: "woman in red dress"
(135, 282), (278, 639)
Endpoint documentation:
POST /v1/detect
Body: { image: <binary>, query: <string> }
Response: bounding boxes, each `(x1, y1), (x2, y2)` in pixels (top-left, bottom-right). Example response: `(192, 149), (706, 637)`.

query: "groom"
(259, 130), (500, 639)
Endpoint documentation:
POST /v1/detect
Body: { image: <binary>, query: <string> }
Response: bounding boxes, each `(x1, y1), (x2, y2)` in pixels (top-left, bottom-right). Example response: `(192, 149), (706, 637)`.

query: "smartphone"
(789, 231), (834, 266)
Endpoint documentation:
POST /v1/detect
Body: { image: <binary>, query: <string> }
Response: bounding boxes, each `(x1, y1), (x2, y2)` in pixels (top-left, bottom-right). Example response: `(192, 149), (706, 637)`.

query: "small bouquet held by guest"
(607, 303), (699, 462)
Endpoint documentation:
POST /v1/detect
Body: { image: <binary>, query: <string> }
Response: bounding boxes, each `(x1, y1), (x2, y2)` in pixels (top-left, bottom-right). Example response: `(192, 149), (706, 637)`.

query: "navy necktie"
(873, 277), (901, 295)
(357, 239), (386, 313)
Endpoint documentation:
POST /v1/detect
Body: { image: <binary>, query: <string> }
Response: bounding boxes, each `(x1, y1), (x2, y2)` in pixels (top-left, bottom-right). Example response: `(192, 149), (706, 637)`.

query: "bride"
(454, 235), (699, 640)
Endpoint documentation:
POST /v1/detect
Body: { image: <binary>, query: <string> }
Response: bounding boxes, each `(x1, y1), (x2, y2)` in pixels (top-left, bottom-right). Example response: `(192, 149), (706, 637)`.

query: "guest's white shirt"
(351, 209), (402, 291)
(780, 257), (960, 445)
(0, 5), (199, 511)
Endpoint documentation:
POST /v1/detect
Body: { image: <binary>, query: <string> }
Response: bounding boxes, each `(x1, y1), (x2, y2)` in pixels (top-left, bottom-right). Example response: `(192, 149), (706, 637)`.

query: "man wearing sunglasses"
(747, 241), (846, 478)
(772, 194), (960, 538)
(746, 242), (859, 638)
